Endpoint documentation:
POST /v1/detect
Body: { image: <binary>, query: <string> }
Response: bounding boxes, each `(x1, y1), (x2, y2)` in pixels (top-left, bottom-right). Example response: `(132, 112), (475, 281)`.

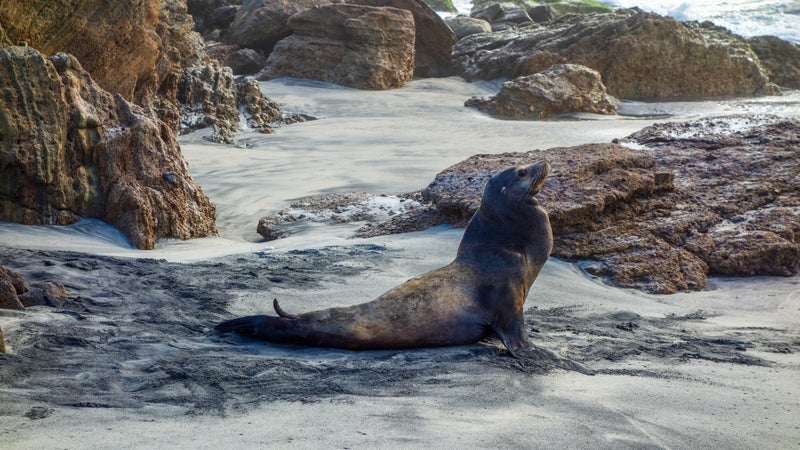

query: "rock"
(471, 0), (612, 15)
(472, 3), (533, 31)
(187, 0), (242, 38)
(19, 282), (68, 308)
(470, 0), (535, 13)
(422, 0), (456, 13)
(0, 266), (30, 296)
(0, 325), (4, 353)
(257, 193), (424, 240)
(155, 63), (281, 142)
(0, 266), (29, 310)
(454, 9), (774, 100)
(446, 16), (492, 39)
(226, 0), (331, 54)
(0, 0), (162, 103)
(0, 0), (279, 139)
(466, 64), (620, 118)
(544, 0), (614, 15)
(0, 280), (24, 310)
(226, 48), (267, 75)
(748, 35), (800, 89)
(174, 64), (239, 134)
(358, 115), (799, 293)
(0, 46), (217, 249)
(0, 266), (69, 310)
(707, 229), (799, 277)
(348, 0), (458, 78)
(528, 4), (555, 23)
(257, 4), (415, 90)
(207, 5), (240, 30)
(237, 77), (282, 132)
(204, 40), (240, 66)
(155, 0), (209, 87)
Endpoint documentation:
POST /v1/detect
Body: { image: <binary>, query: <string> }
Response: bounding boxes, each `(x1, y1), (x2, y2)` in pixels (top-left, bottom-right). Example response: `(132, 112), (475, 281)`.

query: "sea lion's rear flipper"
(215, 314), (299, 343)
(491, 314), (530, 357)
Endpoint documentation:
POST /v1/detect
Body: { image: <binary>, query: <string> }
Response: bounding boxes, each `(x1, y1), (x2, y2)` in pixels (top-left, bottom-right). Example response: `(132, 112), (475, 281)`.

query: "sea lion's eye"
(517, 168), (528, 177)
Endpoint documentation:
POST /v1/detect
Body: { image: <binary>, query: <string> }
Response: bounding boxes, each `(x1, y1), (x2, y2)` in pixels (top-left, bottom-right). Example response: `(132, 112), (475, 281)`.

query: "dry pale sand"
(1, 78), (799, 448)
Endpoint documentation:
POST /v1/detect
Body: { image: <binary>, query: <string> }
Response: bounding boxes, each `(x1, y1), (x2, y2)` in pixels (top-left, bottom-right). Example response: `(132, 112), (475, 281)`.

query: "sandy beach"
(1, 77), (799, 448)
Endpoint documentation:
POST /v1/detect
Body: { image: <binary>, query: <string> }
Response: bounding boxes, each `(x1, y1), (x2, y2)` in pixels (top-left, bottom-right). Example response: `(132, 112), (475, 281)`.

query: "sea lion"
(216, 161), (552, 355)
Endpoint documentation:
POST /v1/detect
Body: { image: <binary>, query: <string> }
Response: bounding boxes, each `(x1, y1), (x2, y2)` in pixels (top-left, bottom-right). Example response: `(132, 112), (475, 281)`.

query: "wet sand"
(1, 77), (799, 448)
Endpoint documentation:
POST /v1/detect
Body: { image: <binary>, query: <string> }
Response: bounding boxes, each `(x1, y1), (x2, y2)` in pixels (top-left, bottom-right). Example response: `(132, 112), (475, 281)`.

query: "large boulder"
(0, 47), (217, 249)
(348, 0), (458, 77)
(257, 4), (415, 90)
(466, 64), (619, 118)
(226, 0), (331, 54)
(356, 115), (799, 293)
(748, 35), (800, 89)
(454, 9), (776, 100)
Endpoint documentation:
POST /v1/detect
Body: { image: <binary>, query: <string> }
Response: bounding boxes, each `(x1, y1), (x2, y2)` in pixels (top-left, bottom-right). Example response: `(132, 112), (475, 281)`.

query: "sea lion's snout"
(524, 161), (550, 196)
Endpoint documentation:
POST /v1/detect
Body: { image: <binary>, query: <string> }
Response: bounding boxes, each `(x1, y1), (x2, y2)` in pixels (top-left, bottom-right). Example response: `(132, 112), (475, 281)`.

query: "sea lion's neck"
(456, 206), (553, 284)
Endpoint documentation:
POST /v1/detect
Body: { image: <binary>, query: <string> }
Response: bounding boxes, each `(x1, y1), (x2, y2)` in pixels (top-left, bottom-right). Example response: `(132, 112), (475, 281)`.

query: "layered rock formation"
(257, 4), (416, 90)
(0, 46), (217, 249)
(454, 8), (777, 100)
(343, 115), (799, 293)
(466, 64), (619, 118)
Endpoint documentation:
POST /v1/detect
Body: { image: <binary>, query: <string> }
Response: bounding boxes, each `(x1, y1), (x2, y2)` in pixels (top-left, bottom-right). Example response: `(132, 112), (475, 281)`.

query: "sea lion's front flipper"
(491, 314), (530, 357)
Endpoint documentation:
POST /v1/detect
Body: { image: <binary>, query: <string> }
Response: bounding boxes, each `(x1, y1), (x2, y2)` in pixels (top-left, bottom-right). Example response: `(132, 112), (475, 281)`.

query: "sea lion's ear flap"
(501, 186), (507, 195)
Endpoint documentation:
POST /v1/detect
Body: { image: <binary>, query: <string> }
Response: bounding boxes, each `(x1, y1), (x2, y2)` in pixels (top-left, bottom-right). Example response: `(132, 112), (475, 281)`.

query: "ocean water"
(602, 0), (800, 43)
(451, 0), (800, 43)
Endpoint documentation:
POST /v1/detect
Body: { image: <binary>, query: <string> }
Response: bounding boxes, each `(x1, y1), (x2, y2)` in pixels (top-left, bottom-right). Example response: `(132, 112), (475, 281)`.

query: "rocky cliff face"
(0, 47), (217, 249)
(454, 8), (778, 100)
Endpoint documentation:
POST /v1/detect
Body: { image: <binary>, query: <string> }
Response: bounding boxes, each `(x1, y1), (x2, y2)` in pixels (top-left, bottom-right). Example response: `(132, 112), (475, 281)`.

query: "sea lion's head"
(486, 161), (550, 208)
